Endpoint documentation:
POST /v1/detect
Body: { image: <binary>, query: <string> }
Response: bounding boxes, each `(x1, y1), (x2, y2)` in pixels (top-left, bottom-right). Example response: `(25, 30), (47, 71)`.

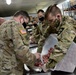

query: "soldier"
(0, 10), (40, 75)
(0, 17), (5, 25)
(37, 9), (45, 23)
(37, 4), (76, 70)
(30, 9), (45, 44)
(37, 5), (59, 53)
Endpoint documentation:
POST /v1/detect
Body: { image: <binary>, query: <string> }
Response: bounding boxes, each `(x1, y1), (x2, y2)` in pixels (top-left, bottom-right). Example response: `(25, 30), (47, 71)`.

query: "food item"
(34, 48), (54, 67)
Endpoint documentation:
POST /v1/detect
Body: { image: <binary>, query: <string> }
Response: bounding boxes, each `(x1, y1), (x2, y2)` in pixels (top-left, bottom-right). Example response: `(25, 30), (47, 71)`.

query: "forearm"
(37, 36), (46, 53)
(15, 45), (36, 67)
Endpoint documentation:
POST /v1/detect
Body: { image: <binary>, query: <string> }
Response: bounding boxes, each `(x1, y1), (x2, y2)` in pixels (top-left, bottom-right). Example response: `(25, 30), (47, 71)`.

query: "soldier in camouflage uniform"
(0, 17), (5, 25)
(30, 8), (56, 45)
(37, 19), (59, 53)
(37, 5), (76, 69)
(0, 10), (40, 75)
(30, 9), (45, 44)
(31, 20), (52, 44)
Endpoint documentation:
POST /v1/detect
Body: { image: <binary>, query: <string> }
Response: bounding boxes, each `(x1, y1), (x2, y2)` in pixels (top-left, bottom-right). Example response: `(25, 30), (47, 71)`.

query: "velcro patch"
(20, 30), (26, 34)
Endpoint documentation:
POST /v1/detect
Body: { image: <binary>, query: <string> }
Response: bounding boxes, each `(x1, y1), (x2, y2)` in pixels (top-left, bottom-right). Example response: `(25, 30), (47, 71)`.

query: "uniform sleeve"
(7, 23), (36, 67)
(37, 22), (57, 53)
(32, 25), (42, 43)
(37, 35), (46, 53)
(56, 23), (76, 53)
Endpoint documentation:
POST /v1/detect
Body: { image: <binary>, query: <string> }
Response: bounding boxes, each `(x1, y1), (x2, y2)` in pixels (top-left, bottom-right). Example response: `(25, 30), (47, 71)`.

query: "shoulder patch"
(20, 30), (26, 34)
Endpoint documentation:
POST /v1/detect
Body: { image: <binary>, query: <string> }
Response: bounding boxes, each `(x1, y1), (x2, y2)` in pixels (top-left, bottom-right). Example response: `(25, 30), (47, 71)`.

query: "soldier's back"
(0, 20), (23, 75)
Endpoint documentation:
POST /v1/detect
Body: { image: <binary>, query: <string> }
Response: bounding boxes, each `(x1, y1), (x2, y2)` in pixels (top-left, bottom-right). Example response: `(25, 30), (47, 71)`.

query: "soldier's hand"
(33, 21), (37, 27)
(34, 53), (41, 60)
(29, 36), (35, 43)
(33, 21), (37, 25)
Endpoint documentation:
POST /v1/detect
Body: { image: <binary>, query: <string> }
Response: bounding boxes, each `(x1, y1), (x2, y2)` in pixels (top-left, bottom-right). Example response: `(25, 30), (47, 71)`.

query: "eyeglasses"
(23, 17), (29, 24)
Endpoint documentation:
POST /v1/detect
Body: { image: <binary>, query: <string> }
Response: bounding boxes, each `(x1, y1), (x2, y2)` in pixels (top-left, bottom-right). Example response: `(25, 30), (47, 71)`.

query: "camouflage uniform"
(46, 16), (76, 69)
(32, 21), (49, 44)
(32, 22), (42, 43)
(0, 20), (36, 75)
(37, 20), (59, 53)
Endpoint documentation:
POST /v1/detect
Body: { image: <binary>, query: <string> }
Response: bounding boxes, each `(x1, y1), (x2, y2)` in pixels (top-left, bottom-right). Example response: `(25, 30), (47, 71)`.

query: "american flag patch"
(20, 30), (26, 34)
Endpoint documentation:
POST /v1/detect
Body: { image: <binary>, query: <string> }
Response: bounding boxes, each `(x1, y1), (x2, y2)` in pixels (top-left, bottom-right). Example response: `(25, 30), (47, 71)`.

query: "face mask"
(39, 17), (44, 22)
(22, 22), (27, 28)
(54, 19), (60, 28)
